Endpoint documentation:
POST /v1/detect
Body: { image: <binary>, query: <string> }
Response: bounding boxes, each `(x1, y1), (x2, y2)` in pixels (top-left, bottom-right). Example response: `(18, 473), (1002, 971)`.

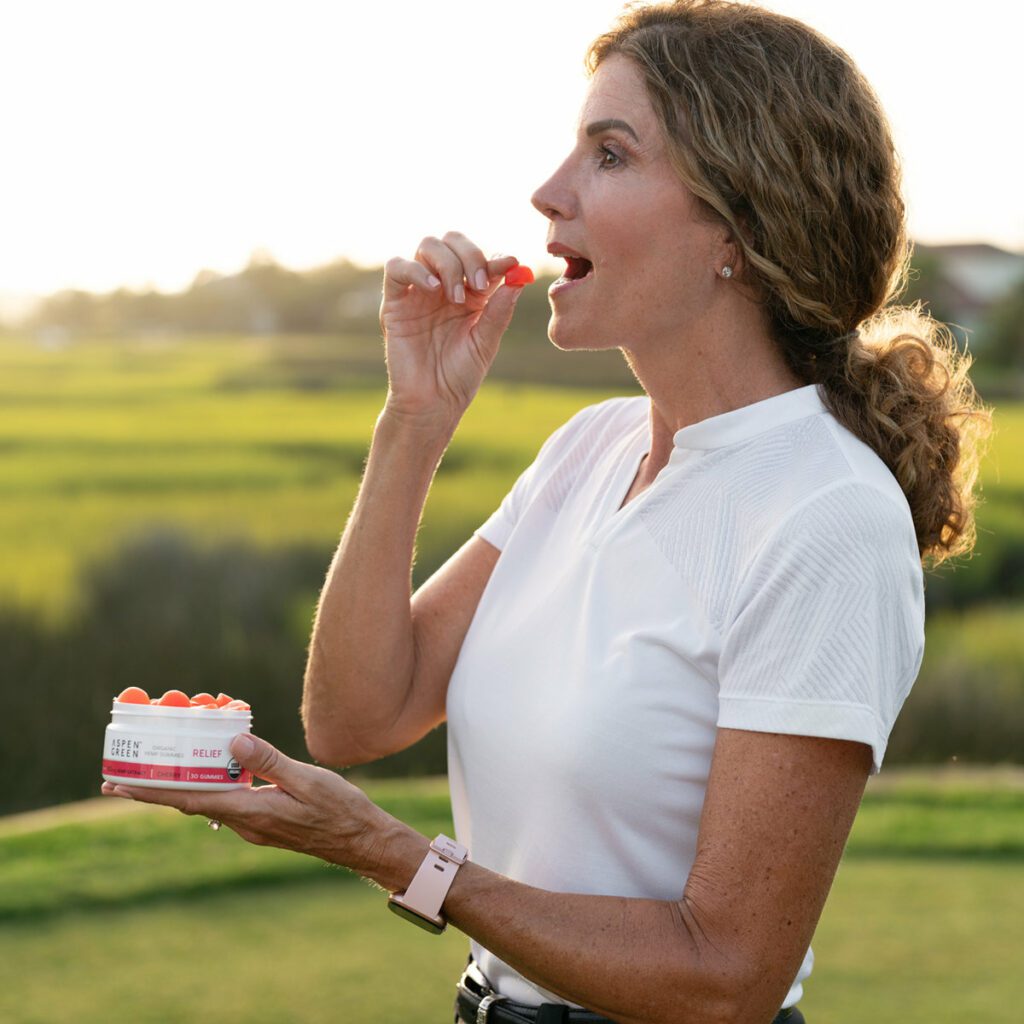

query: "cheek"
(600, 198), (709, 283)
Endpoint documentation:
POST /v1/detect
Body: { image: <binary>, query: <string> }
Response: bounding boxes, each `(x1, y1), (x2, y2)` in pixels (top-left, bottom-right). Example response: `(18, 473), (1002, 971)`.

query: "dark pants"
(454, 1006), (806, 1023)
(453, 956), (807, 1023)
(455, 1010), (805, 1024)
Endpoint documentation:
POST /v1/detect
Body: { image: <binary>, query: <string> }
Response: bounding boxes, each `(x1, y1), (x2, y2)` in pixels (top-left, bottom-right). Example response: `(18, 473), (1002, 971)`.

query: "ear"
(712, 227), (743, 280)
(724, 207), (757, 266)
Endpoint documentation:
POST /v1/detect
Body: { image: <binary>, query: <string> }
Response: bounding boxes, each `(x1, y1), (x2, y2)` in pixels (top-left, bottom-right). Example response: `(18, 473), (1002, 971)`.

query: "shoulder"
(724, 435), (926, 672)
(710, 400), (918, 562)
(556, 393), (646, 438)
(769, 410), (919, 561)
(741, 402), (921, 583)
(534, 394), (647, 461)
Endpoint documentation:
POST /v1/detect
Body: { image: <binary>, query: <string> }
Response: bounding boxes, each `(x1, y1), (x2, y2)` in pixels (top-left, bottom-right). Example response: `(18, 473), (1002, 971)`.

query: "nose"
(531, 155), (575, 221)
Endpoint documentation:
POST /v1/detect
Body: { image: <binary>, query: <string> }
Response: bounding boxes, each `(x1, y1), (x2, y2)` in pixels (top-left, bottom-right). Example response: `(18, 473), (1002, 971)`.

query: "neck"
(620, 302), (804, 477)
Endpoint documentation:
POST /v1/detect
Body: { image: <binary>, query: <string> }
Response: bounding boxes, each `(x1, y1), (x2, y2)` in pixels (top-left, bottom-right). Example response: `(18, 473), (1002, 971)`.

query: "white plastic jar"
(102, 701), (253, 790)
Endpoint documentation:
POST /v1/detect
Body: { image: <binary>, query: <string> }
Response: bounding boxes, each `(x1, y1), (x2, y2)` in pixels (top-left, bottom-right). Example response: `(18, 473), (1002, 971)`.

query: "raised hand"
(379, 231), (527, 430)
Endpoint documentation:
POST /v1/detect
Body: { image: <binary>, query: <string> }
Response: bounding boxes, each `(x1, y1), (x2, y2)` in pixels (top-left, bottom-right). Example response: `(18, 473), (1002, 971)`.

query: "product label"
(102, 728), (252, 785)
(101, 758), (252, 785)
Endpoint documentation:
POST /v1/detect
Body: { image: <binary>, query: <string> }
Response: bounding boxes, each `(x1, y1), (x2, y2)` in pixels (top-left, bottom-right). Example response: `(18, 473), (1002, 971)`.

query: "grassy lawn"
(2, 772), (1022, 1022)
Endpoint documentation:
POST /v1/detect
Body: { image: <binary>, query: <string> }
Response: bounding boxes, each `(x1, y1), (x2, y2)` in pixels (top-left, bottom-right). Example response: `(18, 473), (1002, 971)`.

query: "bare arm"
(366, 730), (872, 1024)
(302, 233), (522, 766)
(302, 426), (501, 765)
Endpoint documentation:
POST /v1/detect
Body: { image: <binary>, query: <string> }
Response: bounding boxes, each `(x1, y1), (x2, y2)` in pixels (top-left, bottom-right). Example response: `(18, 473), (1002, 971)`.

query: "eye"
(597, 144), (623, 169)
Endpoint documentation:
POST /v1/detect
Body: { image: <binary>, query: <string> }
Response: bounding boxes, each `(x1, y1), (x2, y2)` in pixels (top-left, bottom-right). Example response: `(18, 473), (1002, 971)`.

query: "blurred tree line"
(14, 247), (1023, 372)
(17, 250), (558, 352)
(14, 247), (1024, 376)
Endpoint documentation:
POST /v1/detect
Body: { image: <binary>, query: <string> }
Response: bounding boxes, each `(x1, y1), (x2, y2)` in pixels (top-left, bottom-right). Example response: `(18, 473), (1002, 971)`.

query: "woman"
(102, 2), (990, 1022)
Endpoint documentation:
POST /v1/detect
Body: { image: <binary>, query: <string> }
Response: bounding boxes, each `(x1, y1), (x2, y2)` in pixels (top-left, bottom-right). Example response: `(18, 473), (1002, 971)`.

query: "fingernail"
(454, 283), (465, 304)
(426, 274), (441, 288)
(231, 734), (254, 758)
(475, 269), (488, 291)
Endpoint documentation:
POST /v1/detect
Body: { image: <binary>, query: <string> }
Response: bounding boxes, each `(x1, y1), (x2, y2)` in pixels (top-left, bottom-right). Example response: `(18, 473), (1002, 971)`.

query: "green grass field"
(0, 332), (620, 622)
(1, 771), (1021, 1023)
(4, 330), (1021, 781)
(2, 331), (1018, 622)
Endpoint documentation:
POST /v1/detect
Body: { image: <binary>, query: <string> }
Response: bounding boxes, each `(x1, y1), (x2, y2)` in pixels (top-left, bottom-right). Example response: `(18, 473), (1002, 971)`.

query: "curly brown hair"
(588, 0), (991, 566)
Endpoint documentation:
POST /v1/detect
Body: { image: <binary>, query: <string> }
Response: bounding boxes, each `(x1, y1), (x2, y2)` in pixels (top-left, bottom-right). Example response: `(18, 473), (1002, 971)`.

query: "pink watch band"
(387, 834), (468, 931)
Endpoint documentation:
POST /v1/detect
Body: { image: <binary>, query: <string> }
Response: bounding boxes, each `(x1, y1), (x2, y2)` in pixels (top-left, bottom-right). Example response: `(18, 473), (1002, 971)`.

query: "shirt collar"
(671, 384), (827, 451)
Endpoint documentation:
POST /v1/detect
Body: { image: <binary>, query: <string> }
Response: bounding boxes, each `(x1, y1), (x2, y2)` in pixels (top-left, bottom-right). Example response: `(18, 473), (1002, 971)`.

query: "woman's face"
(532, 54), (728, 352)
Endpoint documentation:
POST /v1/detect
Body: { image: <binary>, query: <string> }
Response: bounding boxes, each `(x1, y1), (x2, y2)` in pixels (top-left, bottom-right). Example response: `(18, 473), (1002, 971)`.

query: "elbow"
(303, 714), (383, 770)
(656, 902), (765, 1024)
(305, 731), (379, 770)
(303, 730), (348, 769)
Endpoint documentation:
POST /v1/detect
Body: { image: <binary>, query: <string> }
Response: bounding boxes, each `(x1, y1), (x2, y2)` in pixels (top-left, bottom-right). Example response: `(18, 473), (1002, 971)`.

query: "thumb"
(230, 733), (303, 790)
(473, 284), (525, 357)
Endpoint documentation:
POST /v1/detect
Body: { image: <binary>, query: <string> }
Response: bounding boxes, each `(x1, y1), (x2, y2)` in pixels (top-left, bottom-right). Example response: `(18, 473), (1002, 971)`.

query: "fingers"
(411, 234), (520, 305)
(228, 733), (308, 794)
(486, 254), (520, 280)
(474, 282), (526, 356)
(416, 232), (478, 304)
(383, 256), (441, 303)
(102, 781), (245, 819)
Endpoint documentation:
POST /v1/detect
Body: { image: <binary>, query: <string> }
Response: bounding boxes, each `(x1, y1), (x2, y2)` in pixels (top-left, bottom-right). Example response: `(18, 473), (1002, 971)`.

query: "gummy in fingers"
(504, 265), (535, 287)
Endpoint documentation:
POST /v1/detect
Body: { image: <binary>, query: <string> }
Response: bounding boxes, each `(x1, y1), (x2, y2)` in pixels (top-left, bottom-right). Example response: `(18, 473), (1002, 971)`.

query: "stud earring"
(721, 266), (734, 279)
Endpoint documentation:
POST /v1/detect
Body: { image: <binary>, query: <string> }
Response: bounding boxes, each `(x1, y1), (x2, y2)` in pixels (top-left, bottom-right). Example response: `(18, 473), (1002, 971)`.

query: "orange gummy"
(224, 699), (251, 711)
(504, 265), (534, 287)
(157, 689), (192, 707)
(190, 692), (216, 706)
(214, 693), (234, 708)
(116, 686), (150, 705)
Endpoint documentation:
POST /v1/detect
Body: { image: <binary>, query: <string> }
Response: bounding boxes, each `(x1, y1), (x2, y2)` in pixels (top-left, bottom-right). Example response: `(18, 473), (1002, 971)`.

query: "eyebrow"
(584, 118), (639, 142)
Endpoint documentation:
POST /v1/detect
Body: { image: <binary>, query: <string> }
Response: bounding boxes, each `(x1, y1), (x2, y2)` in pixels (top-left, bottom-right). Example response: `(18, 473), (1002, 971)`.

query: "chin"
(547, 312), (618, 352)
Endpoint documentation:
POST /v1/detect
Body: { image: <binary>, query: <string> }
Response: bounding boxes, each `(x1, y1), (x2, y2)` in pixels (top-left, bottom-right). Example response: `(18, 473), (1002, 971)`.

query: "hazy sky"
(2, 0), (1018, 296)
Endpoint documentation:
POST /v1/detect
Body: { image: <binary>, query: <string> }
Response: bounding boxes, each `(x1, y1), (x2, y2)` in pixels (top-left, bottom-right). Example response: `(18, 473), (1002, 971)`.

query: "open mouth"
(563, 256), (593, 281)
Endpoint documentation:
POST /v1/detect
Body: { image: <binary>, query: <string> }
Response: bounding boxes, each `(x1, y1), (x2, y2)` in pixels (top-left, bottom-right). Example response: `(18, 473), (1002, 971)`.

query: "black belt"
(455, 957), (614, 1023)
(454, 957), (804, 1024)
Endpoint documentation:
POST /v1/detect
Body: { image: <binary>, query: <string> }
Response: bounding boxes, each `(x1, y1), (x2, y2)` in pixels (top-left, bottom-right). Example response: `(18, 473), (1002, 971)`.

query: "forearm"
(361, 821), (734, 1024)
(302, 407), (455, 762)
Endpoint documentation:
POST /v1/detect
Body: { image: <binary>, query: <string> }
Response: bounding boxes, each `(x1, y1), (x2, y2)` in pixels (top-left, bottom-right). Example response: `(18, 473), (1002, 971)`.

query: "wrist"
(352, 807), (431, 894)
(378, 399), (461, 447)
(387, 833), (469, 934)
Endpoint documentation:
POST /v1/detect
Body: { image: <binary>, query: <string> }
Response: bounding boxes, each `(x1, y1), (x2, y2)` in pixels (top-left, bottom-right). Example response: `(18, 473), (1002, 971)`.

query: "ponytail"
(815, 305), (991, 567)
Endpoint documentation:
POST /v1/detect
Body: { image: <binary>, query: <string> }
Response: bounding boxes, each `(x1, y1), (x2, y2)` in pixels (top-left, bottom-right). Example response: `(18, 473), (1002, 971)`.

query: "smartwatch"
(387, 833), (468, 934)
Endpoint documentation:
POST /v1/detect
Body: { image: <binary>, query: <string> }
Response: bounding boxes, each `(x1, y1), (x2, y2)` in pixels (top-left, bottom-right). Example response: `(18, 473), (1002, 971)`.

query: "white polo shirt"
(445, 384), (925, 1011)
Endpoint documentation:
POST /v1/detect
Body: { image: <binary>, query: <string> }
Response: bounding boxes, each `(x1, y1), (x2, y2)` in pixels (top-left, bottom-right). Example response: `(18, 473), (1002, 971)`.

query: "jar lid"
(111, 700), (252, 719)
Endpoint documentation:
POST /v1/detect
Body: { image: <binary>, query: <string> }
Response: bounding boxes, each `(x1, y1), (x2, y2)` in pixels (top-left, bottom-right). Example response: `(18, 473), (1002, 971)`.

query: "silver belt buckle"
(476, 993), (508, 1023)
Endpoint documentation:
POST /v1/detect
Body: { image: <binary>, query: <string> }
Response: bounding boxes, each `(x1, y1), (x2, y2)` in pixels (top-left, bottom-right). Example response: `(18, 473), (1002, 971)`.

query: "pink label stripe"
(102, 759), (252, 785)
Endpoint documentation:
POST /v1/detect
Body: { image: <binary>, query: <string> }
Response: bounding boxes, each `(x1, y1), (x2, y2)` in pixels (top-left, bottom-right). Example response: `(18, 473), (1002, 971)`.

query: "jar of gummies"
(102, 688), (253, 790)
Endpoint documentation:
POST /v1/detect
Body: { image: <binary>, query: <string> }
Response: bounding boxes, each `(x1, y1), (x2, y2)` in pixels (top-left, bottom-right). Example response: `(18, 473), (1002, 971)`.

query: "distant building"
(915, 242), (1024, 343)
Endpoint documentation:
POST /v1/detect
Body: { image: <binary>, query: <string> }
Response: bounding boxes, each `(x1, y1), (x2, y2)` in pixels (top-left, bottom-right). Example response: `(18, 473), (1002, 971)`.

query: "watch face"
(387, 899), (445, 935)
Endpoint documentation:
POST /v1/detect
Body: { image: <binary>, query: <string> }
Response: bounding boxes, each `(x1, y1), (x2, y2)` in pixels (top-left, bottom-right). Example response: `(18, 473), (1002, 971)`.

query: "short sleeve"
(473, 402), (604, 551)
(717, 481), (925, 774)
